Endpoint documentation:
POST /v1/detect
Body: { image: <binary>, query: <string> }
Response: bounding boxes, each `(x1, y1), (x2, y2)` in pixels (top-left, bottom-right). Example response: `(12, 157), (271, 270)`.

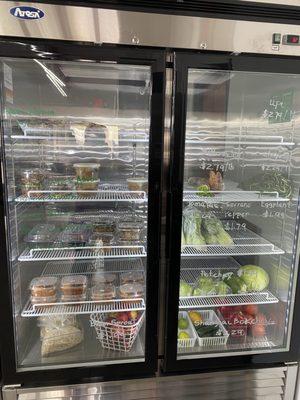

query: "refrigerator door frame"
(0, 38), (165, 386)
(163, 50), (300, 374)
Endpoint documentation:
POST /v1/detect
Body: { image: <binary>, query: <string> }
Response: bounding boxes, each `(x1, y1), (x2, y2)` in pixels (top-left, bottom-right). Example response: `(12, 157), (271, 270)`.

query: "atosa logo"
(10, 6), (45, 20)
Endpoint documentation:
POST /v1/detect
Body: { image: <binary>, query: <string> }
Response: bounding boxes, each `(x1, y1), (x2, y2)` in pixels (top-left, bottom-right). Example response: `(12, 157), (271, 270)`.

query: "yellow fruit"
(178, 331), (190, 339)
(189, 311), (203, 325)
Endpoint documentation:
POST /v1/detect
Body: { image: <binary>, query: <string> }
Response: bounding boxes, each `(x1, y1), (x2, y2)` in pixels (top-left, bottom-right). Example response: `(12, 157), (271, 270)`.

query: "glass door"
(166, 53), (300, 369)
(0, 47), (163, 376)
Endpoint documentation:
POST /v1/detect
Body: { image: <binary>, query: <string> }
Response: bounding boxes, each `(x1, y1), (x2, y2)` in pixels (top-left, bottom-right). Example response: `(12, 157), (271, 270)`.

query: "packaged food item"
(127, 177), (148, 192)
(118, 221), (143, 242)
(46, 174), (75, 190)
(74, 163), (100, 181)
(75, 180), (99, 191)
(120, 271), (144, 285)
(61, 293), (87, 302)
(39, 315), (83, 356)
(92, 219), (115, 234)
(119, 283), (144, 299)
(20, 168), (44, 195)
(24, 224), (58, 247)
(30, 277), (58, 304)
(91, 283), (116, 301)
(60, 275), (87, 297)
(57, 223), (92, 245)
(89, 233), (114, 247)
(92, 272), (117, 285)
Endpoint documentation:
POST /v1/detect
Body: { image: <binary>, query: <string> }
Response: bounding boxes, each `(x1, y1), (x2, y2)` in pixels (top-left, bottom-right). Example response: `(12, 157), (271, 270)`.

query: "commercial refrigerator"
(1, 0), (300, 397)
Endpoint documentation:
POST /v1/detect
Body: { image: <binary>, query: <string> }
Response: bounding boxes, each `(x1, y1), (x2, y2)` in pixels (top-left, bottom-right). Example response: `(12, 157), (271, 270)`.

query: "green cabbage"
(238, 265), (269, 292)
(179, 280), (193, 297)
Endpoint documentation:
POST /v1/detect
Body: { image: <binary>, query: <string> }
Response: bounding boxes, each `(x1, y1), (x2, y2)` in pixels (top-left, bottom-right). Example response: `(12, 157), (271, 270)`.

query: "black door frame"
(164, 51), (300, 373)
(0, 38), (165, 386)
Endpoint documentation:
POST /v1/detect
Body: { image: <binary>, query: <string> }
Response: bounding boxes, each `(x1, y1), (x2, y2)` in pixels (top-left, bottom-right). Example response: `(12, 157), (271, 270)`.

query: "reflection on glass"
(178, 69), (300, 359)
(1, 58), (151, 370)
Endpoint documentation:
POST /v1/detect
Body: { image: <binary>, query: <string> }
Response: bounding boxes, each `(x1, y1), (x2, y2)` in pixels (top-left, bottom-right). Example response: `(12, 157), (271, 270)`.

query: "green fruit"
(178, 331), (190, 339)
(178, 317), (189, 329)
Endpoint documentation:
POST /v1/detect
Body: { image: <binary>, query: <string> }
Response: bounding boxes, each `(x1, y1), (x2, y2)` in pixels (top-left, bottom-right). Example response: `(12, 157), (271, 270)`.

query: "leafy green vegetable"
(202, 216), (234, 246)
(197, 184), (213, 197)
(182, 206), (206, 246)
(238, 265), (269, 292)
(215, 281), (232, 295)
(179, 280), (193, 297)
(223, 275), (247, 294)
(239, 171), (293, 198)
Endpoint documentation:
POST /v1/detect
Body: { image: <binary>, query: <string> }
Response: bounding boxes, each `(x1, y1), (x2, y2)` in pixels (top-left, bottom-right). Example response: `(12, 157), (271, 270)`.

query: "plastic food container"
(60, 275), (87, 296)
(91, 284), (116, 301)
(120, 271), (144, 285)
(119, 283), (144, 299)
(92, 272), (117, 285)
(24, 224), (58, 247)
(61, 293), (87, 302)
(20, 168), (44, 195)
(118, 221), (143, 242)
(89, 233), (114, 247)
(75, 180), (99, 191)
(58, 224), (92, 245)
(46, 174), (75, 190)
(74, 163), (99, 181)
(127, 177), (148, 192)
(92, 220), (115, 234)
(177, 311), (197, 349)
(30, 277), (58, 303)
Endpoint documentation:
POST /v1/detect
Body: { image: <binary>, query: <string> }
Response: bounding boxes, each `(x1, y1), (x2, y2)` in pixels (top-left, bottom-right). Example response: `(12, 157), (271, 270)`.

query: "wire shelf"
(183, 190), (289, 203)
(21, 298), (146, 317)
(15, 186), (147, 203)
(179, 291), (279, 309)
(181, 226), (284, 257)
(42, 258), (145, 276)
(19, 245), (147, 262)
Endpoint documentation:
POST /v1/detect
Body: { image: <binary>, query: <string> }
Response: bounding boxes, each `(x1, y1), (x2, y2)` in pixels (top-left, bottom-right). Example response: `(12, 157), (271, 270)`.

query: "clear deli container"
(46, 174), (75, 190)
(30, 277), (58, 303)
(60, 275), (87, 296)
(89, 233), (114, 247)
(91, 284), (116, 301)
(24, 224), (59, 247)
(92, 219), (116, 234)
(120, 271), (144, 285)
(118, 221), (143, 242)
(127, 177), (148, 192)
(74, 163), (100, 181)
(92, 272), (117, 285)
(61, 293), (87, 302)
(20, 168), (44, 195)
(57, 223), (92, 245)
(75, 180), (99, 191)
(119, 283), (144, 299)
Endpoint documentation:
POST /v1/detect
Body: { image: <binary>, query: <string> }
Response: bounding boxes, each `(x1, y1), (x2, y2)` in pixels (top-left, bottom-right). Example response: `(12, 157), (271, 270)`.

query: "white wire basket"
(194, 310), (229, 347)
(90, 311), (145, 352)
(177, 311), (197, 348)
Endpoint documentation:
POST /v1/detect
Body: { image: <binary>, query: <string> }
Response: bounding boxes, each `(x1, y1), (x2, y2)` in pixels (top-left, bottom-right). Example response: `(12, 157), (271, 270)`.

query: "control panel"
(273, 33), (300, 46)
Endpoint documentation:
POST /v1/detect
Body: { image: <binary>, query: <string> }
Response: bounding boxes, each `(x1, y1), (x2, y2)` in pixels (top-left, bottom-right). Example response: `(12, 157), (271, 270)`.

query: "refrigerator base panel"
(18, 322), (145, 371)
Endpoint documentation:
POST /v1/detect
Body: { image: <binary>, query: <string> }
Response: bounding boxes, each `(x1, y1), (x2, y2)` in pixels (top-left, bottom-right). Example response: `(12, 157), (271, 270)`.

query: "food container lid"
(30, 277), (58, 290)
(127, 177), (148, 183)
(91, 284), (116, 298)
(118, 221), (143, 230)
(25, 224), (58, 243)
(73, 163), (100, 169)
(61, 275), (87, 288)
(120, 271), (144, 283)
(119, 283), (144, 298)
(92, 272), (117, 284)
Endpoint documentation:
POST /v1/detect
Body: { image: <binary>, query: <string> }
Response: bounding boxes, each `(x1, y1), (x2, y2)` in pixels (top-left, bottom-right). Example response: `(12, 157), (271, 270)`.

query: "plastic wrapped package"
(56, 223), (92, 246)
(24, 224), (59, 248)
(20, 168), (44, 196)
(118, 221), (143, 242)
(91, 283), (116, 300)
(119, 283), (144, 299)
(45, 173), (75, 190)
(127, 177), (148, 192)
(39, 315), (83, 356)
(92, 272), (117, 285)
(60, 275), (87, 302)
(120, 271), (144, 285)
(74, 163), (100, 181)
(30, 277), (58, 304)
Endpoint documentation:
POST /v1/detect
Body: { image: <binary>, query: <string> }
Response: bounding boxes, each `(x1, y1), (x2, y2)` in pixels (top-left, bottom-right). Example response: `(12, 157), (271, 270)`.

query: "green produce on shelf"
(178, 317), (189, 329)
(239, 171), (293, 198)
(238, 265), (269, 292)
(196, 184), (213, 197)
(179, 280), (193, 297)
(215, 280), (232, 295)
(194, 276), (216, 295)
(182, 206), (206, 246)
(223, 275), (247, 294)
(202, 216), (234, 246)
(195, 323), (224, 338)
